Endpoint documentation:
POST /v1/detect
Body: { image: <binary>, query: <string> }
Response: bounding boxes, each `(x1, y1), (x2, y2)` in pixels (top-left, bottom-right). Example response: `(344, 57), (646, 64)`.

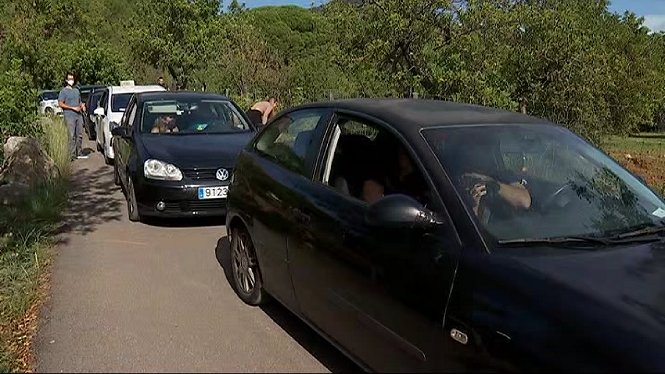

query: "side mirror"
(365, 194), (443, 229)
(94, 107), (105, 116)
(111, 124), (129, 138)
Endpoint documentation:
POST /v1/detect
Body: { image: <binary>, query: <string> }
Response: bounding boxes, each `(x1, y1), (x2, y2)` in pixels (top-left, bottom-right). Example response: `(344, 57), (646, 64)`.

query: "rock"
(0, 136), (58, 188)
(3, 136), (27, 160)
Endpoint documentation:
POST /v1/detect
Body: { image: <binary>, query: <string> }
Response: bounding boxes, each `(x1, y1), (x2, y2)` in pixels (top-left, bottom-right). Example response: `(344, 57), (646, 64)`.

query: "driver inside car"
(151, 114), (179, 133)
(445, 136), (532, 219)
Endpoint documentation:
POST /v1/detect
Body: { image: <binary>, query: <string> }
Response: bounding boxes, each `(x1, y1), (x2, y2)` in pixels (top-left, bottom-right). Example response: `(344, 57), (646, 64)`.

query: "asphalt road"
(34, 138), (359, 373)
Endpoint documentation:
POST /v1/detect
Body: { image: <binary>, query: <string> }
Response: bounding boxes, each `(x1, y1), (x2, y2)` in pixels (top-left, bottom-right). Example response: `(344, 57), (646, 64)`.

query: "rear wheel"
(231, 226), (268, 306)
(126, 177), (141, 222)
(103, 141), (113, 165)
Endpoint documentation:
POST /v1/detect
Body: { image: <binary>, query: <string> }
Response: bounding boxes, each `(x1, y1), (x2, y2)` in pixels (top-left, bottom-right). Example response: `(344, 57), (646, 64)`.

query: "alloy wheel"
(232, 232), (257, 295)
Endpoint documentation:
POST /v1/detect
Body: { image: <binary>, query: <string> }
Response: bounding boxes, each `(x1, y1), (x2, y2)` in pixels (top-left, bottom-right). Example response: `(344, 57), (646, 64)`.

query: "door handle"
(292, 208), (311, 224)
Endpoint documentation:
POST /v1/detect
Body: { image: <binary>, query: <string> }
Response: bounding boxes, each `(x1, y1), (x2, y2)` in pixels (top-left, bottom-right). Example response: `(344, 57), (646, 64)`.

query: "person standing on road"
(246, 96), (278, 127)
(58, 72), (87, 160)
(157, 76), (169, 90)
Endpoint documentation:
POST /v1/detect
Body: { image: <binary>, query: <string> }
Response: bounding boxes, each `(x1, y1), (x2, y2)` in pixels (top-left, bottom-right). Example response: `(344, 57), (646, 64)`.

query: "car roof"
(295, 98), (551, 130)
(108, 85), (167, 94)
(135, 91), (232, 102)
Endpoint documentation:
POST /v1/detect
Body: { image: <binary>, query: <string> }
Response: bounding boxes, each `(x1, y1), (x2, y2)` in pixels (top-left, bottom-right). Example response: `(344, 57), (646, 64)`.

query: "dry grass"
(39, 116), (71, 180)
(603, 133), (665, 197)
(0, 116), (70, 372)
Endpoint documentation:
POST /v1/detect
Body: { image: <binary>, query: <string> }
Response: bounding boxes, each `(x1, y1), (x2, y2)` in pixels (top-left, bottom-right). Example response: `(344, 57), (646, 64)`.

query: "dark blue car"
(225, 98), (665, 373)
(111, 91), (257, 221)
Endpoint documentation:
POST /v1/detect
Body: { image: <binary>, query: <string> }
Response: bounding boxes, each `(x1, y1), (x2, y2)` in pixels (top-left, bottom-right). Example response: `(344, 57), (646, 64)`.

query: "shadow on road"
(142, 216), (226, 228)
(214, 237), (362, 374)
(58, 163), (123, 236)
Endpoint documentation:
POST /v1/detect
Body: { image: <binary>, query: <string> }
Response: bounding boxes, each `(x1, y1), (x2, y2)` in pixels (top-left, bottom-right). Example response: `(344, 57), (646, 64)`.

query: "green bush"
(0, 59), (39, 149)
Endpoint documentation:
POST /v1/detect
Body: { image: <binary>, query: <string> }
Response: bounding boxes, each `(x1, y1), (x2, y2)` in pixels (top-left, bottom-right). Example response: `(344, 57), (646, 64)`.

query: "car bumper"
(134, 179), (229, 217)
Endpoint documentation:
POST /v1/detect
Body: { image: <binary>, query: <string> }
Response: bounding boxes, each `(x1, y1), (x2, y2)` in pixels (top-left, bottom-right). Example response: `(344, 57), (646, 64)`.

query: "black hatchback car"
(111, 91), (256, 221)
(225, 98), (665, 372)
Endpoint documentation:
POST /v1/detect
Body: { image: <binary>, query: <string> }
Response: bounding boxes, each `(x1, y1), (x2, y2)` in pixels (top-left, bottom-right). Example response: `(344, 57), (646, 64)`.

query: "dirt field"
(603, 134), (665, 196)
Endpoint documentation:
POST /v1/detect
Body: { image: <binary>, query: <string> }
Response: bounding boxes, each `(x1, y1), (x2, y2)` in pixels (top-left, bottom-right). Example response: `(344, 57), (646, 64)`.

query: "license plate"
(198, 186), (228, 199)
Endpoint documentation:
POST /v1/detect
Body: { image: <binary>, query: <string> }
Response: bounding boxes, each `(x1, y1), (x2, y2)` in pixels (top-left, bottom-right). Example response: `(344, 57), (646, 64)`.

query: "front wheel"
(126, 177), (141, 222)
(113, 161), (121, 186)
(230, 226), (268, 306)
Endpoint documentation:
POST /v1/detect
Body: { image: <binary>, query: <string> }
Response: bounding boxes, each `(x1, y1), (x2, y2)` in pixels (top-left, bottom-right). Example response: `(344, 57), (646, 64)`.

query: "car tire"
(230, 226), (268, 306)
(126, 177), (141, 222)
(113, 161), (121, 186)
(103, 142), (113, 165)
(88, 123), (96, 141)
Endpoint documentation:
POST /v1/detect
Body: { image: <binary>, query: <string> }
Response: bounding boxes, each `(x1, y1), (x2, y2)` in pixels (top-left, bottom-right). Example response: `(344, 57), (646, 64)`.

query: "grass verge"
(602, 133), (665, 197)
(0, 116), (70, 372)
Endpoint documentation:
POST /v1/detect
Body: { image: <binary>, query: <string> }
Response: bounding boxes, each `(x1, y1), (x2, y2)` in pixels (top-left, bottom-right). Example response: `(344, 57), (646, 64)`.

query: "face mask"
(67, 80), (74, 86)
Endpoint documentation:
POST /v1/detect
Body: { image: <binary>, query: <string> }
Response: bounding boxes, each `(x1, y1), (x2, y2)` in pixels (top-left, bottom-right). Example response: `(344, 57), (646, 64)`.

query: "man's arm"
(498, 182), (531, 209)
(464, 172), (532, 210)
(261, 110), (270, 125)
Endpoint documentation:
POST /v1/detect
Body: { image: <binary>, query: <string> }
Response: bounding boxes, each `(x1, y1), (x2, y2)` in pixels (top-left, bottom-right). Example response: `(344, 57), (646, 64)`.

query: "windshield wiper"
(606, 223), (665, 240)
(499, 227), (665, 248)
(498, 236), (610, 247)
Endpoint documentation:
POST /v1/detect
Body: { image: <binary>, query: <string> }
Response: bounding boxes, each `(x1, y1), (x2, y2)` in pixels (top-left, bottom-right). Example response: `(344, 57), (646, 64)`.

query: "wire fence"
(208, 88), (429, 112)
(205, 88), (665, 134)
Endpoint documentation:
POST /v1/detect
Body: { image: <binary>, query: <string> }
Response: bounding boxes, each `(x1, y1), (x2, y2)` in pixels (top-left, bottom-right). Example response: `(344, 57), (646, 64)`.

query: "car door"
(287, 112), (462, 372)
(88, 92), (102, 126)
(115, 98), (138, 185)
(241, 108), (331, 313)
(96, 89), (109, 146)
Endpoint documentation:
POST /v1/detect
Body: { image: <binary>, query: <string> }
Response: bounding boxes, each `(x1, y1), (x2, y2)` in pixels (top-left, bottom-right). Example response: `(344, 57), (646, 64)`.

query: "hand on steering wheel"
(471, 183), (488, 207)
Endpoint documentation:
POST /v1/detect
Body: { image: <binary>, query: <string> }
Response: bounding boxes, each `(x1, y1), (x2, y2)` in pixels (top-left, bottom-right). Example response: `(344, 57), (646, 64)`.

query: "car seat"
(293, 130), (314, 159)
(329, 134), (377, 199)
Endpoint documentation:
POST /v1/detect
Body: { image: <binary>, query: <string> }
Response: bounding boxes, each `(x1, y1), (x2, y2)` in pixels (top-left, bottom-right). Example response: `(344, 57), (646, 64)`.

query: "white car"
(38, 90), (63, 116)
(93, 84), (166, 164)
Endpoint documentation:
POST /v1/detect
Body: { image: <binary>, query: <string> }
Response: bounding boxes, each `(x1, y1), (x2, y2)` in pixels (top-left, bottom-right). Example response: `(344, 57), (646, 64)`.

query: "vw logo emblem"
(216, 168), (229, 181)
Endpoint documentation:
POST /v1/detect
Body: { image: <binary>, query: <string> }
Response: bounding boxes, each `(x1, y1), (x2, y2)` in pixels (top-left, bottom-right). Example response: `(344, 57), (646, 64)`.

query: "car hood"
(139, 132), (255, 169)
(513, 241), (665, 328)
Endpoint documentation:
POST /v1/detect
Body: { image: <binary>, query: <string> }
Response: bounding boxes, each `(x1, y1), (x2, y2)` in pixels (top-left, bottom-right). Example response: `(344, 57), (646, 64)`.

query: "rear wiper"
(498, 236), (609, 247)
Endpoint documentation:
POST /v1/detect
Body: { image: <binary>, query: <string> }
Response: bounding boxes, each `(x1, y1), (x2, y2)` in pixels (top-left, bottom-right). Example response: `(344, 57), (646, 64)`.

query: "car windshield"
(41, 92), (58, 101)
(423, 124), (665, 242)
(141, 99), (251, 135)
(111, 93), (134, 112)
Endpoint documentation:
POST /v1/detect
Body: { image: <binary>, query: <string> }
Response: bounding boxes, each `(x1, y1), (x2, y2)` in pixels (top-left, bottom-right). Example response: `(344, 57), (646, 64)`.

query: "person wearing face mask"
(58, 72), (87, 160)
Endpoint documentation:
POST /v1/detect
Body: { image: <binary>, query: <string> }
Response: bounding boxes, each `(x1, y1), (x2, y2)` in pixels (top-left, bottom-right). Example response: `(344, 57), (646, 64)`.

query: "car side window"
(321, 115), (432, 207)
(127, 103), (138, 128)
(254, 109), (326, 176)
(100, 91), (108, 110)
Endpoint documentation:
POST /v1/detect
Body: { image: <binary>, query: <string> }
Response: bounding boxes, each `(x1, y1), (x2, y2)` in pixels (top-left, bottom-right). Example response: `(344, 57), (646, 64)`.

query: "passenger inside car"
(151, 114), (179, 133)
(362, 144), (429, 205)
(326, 121), (430, 206)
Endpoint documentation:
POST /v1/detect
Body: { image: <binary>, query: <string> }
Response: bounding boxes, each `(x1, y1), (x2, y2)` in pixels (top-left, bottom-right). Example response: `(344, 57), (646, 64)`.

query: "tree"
(128, 0), (222, 89)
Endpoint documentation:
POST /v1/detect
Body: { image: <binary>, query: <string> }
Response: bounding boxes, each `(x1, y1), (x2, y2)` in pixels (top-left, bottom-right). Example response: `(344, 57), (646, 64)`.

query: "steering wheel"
(540, 183), (576, 211)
